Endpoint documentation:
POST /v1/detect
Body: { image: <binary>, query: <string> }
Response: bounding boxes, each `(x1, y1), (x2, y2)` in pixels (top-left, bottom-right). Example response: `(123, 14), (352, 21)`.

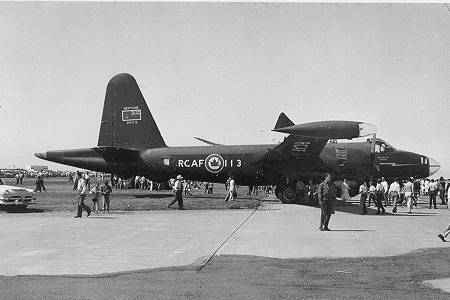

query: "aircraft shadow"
(334, 204), (439, 217)
(386, 212), (438, 217)
(328, 229), (374, 232)
(0, 206), (47, 213)
(133, 193), (173, 199)
(333, 204), (380, 215)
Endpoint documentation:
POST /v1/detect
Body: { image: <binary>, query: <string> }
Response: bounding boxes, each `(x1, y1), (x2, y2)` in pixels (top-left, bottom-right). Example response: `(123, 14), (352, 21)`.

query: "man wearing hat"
(74, 171), (91, 218)
(168, 175), (185, 209)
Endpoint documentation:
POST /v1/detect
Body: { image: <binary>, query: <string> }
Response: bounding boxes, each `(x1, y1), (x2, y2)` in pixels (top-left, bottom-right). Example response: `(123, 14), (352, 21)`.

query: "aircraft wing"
(194, 137), (221, 146)
(259, 135), (328, 163)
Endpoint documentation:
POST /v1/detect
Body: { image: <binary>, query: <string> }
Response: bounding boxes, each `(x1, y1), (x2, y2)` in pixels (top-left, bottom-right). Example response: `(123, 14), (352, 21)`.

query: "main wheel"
(282, 187), (298, 204)
(275, 186), (299, 204)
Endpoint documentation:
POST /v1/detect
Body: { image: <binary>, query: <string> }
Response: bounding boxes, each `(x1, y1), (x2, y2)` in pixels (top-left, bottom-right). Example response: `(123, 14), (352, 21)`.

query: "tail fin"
(274, 112), (294, 130)
(98, 73), (167, 149)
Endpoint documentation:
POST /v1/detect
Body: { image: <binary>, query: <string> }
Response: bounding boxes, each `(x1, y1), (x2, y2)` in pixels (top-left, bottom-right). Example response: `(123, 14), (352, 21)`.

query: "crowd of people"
(9, 169), (450, 229)
(74, 171), (112, 218)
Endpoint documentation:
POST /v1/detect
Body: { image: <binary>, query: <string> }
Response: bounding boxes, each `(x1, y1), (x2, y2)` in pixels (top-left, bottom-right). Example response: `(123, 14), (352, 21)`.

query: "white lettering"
(199, 160), (204, 167)
(231, 160), (233, 167)
(184, 160), (191, 167)
(237, 160), (242, 167)
(178, 160), (184, 167)
(191, 160), (198, 167)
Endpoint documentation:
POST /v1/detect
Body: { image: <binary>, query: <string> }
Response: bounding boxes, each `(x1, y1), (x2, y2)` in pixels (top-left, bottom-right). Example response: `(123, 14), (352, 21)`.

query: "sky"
(0, 3), (449, 177)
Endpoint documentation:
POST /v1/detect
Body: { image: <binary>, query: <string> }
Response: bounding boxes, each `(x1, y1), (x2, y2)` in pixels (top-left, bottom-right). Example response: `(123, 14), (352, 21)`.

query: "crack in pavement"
(198, 207), (259, 271)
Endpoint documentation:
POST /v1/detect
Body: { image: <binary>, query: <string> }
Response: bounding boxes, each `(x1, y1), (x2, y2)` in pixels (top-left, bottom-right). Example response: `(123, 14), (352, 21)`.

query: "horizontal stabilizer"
(92, 146), (142, 161)
(274, 113), (295, 130)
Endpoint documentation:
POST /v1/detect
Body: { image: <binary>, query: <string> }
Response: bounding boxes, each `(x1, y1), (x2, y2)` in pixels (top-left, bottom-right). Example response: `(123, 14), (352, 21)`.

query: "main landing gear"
(275, 185), (298, 204)
(275, 181), (312, 205)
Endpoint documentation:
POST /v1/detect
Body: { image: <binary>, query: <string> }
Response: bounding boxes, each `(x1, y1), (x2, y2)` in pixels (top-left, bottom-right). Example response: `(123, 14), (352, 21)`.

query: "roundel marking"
(205, 154), (225, 173)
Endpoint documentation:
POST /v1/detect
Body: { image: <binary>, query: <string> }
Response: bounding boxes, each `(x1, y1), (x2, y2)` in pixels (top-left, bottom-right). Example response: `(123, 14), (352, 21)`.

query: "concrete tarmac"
(1, 201), (449, 278)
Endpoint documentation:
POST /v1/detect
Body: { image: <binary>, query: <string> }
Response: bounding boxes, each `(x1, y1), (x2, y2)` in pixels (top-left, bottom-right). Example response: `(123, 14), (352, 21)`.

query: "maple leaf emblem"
(210, 158), (220, 167)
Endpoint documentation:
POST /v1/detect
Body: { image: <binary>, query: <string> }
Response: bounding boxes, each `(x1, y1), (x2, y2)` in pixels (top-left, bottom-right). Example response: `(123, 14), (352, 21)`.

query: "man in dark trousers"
(318, 173), (336, 231)
(74, 171), (91, 218)
(101, 180), (112, 213)
(168, 175), (184, 209)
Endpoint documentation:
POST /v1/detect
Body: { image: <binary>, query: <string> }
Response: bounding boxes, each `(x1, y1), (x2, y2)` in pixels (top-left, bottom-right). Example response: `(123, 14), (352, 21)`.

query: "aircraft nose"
(428, 157), (440, 176)
(34, 152), (47, 159)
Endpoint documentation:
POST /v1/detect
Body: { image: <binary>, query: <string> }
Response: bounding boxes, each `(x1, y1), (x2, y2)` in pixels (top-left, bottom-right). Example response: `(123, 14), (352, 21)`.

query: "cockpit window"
(371, 139), (396, 153)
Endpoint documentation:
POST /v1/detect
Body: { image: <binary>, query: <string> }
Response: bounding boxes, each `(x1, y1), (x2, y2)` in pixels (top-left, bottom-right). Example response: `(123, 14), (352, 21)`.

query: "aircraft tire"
(277, 186), (299, 204)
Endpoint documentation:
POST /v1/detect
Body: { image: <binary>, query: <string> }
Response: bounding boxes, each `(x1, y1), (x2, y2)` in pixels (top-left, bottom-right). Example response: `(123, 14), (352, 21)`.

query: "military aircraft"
(35, 73), (440, 204)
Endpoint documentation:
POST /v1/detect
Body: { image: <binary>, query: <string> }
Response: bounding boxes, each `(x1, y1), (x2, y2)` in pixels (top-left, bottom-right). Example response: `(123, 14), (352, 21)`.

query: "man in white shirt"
(375, 178), (385, 215)
(404, 177), (414, 213)
(388, 178), (400, 213)
(428, 179), (438, 209)
(224, 176), (236, 202)
(381, 177), (389, 206)
(168, 175), (185, 209)
(359, 182), (368, 215)
(74, 171), (91, 218)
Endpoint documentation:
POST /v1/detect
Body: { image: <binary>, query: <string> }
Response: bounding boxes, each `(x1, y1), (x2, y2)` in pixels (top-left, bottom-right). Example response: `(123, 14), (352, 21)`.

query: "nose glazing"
(428, 157), (440, 176)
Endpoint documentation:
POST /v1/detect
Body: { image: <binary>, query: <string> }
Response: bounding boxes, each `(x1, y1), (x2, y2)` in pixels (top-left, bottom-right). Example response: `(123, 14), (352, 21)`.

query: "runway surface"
(1, 201), (449, 277)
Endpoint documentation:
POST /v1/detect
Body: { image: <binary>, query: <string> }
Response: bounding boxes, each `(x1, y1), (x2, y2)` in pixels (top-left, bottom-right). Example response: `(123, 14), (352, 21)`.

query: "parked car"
(0, 178), (36, 208)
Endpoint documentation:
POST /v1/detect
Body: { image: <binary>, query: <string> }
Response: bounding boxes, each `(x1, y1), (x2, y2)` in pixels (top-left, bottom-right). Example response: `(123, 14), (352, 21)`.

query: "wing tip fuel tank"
(273, 121), (377, 139)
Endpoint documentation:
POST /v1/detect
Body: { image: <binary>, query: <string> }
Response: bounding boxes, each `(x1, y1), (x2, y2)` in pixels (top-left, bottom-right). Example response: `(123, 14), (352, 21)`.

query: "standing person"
(428, 179), (438, 209)
(375, 178), (385, 215)
(204, 182), (209, 194)
(404, 177), (414, 213)
(19, 173), (24, 185)
(208, 182), (214, 194)
(439, 177), (446, 205)
(446, 180), (450, 207)
(15, 173), (20, 185)
(84, 172), (91, 190)
(74, 171), (91, 218)
(318, 173), (337, 231)
(389, 178), (401, 213)
(341, 179), (351, 206)
(90, 182), (100, 214)
(72, 173), (79, 190)
(359, 182), (368, 215)
(224, 176), (236, 202)
(413, 179), (421, 207)
(306, 179), (316, 205)
(368, 181), (376, 208)
(184, 181), (192, 196)
(39, 174), (46, 191)
(168, 175), (184, 209)
(424, 179), (430, 196)
(34, 175), (42, 193)
(381, 177), (389, 206)
(101, 180), (112, 213)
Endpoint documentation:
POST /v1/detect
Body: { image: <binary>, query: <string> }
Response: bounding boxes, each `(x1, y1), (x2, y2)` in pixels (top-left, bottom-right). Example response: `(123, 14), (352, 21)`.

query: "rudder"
(98, 73), (167, 149)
